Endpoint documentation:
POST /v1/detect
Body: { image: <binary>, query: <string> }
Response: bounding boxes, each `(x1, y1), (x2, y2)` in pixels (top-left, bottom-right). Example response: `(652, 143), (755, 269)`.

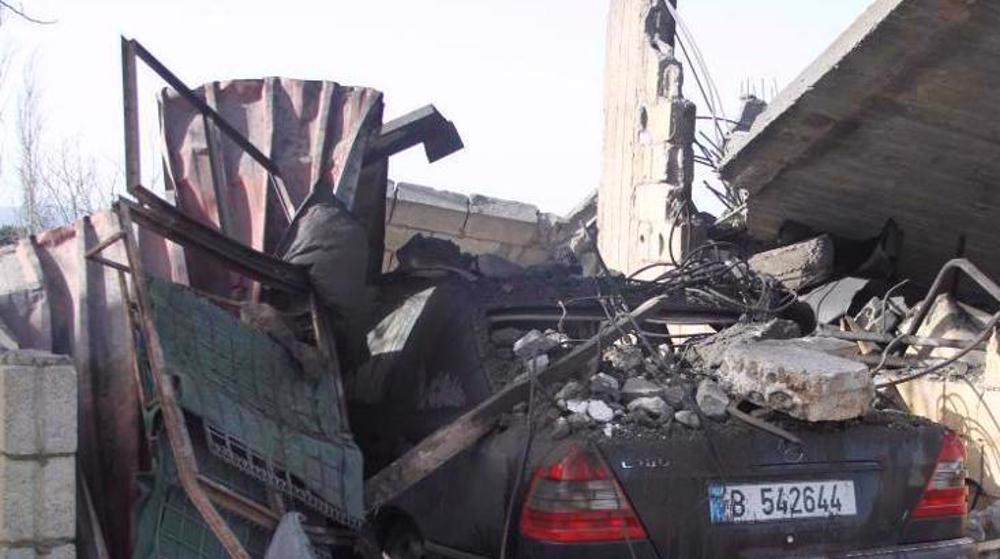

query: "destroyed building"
(0, 0), (998, 557)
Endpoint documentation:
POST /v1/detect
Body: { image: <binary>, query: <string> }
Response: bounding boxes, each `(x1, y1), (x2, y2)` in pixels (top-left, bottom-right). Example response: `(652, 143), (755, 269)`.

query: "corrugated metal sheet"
(160, 78), (383, 298)
(719, 0), (1000, 293)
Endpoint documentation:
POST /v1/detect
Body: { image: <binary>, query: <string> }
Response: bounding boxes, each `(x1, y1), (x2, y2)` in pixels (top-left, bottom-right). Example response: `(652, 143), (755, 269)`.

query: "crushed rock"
(696, 379), (730, 419)
(627, 396), (673, 420)
(587, 400), (615, 423)
(514, 329), (561, 359)
(622, 377), (664, 402)
(565, 399), (588, 414)
(675, 410), (702, 429)
(589, 372), (621, 401)
(605, 344), (644, 372)
(661, 383), (690, 408)
(554, 381), (584, 402)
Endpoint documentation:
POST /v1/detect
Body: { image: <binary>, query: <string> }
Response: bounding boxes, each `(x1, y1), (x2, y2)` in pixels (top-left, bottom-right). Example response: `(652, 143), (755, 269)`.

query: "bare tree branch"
(39, 139), (118, 224)
(0, 1), (56, 25)
(17, 60), (47, 232)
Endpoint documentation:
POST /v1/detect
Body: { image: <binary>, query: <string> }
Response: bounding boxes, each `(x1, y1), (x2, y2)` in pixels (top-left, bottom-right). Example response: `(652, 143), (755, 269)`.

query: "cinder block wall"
(0, 351), (76, 559)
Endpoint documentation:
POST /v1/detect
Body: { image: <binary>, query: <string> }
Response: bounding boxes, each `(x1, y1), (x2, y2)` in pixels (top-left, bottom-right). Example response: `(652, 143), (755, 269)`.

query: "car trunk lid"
(597, 412), (948, 558)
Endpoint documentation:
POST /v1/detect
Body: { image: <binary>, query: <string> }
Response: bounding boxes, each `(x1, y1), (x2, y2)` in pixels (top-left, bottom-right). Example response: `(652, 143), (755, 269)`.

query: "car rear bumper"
(516, 538), (659, 559)
(516, 537), (974, 558)
(841, 537), (974, 559)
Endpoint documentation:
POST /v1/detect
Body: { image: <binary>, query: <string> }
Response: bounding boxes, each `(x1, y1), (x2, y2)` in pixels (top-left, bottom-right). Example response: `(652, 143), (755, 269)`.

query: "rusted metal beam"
(121, 37), (140, 192)
(726, 403), (802, 445)
(198, 475), (280, 530)
(905, 258), (1000, 338)
(123, 187), (309, 293)
(84, 230), (125, 259)
(363, 105), (463, 165)
(816, 325), (986, 351)
(116, 203), (250, 559)
(364, 294), (673, 509)
(87, 255), (131, 274)
(123, 37), (296, 221)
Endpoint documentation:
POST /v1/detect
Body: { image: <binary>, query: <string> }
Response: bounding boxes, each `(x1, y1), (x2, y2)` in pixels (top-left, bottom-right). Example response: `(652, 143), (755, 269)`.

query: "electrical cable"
(876, 312), (1000, 388)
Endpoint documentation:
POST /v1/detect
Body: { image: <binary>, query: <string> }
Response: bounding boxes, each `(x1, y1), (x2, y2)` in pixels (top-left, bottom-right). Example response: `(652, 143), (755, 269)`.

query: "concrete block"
(40, 366), (76, 455)
(0, 367), (36, 456)
(749, 235), (834, 291)
(36, 457), (74, 541)
(718, 340), (875, 422)
(0, 459), (36, 542)
(42, 545), (74, 559)
(0, 352), (71, 368)
(0, 361), (77, 456)
(0, 547), (37, 559)
(0, 456), (74, 544)
(389, 183), (469, 236)
(465, 195), (540, 247)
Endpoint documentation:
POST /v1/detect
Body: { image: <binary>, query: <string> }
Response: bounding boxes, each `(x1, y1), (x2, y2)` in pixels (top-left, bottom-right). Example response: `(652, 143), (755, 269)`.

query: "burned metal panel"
(159, 78), (383, 297)
(719, 0), (1000, 293)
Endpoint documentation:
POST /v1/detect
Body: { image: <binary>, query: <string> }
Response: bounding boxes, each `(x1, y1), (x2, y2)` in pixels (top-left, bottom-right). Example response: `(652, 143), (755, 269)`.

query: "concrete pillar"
(598, 0), (696, 276)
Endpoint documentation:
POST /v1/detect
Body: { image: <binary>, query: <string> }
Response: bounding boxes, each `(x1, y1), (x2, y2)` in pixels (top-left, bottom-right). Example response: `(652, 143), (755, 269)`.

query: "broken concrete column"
(598, 0), (697, 276)
(748, 235), (834, 291)
(718, 340), (874, 422)
(0, 351), (76, 558)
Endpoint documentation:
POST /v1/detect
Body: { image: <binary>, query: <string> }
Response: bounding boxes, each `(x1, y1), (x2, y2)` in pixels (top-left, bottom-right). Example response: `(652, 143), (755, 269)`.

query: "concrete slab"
(719, 0), (1000, 296)
(718, 340), (875, 422)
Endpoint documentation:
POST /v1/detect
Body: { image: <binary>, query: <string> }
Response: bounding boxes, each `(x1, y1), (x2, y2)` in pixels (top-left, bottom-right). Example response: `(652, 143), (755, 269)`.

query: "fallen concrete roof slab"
(720, 0), (1000, 294)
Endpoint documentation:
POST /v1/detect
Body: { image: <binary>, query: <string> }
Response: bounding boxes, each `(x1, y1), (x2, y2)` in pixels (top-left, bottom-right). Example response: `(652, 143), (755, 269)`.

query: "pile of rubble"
(498, 316), (880, 442)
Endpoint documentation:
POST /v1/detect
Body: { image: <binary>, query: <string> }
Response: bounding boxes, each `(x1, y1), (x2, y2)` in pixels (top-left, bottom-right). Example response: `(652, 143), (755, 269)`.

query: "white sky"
(0, 0), (871, 216)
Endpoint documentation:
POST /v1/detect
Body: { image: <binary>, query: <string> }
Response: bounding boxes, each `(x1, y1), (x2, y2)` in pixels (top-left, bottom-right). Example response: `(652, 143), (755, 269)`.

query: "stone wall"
(0, 350), (76, 559)
(383, 182), (565, 270)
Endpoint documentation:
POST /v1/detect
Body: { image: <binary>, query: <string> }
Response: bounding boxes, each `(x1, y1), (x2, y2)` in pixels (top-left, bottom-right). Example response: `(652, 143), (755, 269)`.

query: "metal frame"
(121, 37), (296, 221)
(904, 258), (1000, 337)
(116, 203), (251, 558)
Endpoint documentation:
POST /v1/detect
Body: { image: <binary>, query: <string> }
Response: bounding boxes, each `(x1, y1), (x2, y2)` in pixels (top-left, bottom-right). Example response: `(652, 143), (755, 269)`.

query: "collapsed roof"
(719, 0), (1000, 294)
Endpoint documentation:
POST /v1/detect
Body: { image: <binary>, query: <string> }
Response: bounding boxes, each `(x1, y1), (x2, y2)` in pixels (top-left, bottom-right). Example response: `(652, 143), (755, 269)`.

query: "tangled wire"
(621, 240), (797, 319)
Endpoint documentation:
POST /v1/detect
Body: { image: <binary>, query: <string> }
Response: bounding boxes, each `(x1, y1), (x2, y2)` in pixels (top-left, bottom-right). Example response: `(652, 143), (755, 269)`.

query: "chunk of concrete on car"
(696, 379), (730, 419)
(587, 400), (615, 423)
(605, 344), (644, 372)
(718, 340), (875, 422)
(748, 235), (834, 291)
(674, 410), (701, 429)
(627, 396), (672, 419)
(589, 373), (621, 401)
(513, 329), (560, 359)
(693, 319), (801, 368)
(622, 377), (664, 402)
(554, 381), (584, 402)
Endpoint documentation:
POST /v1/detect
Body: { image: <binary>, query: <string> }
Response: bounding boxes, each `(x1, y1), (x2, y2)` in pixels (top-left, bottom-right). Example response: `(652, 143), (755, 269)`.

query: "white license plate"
(709, 480), (857, 524)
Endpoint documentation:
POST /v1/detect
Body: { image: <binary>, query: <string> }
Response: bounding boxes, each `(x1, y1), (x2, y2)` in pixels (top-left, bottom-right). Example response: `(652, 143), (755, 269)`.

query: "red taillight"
(913, 430), (968, 519)
(520, 443), (647, 543)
